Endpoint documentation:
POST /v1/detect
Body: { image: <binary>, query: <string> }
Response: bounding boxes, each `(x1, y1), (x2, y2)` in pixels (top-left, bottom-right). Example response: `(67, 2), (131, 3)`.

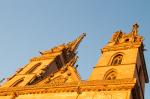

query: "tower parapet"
(102, 23), (144, 52)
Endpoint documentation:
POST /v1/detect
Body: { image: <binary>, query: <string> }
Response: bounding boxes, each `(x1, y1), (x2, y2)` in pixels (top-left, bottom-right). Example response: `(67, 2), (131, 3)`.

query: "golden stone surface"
(0, 24), (148, 99)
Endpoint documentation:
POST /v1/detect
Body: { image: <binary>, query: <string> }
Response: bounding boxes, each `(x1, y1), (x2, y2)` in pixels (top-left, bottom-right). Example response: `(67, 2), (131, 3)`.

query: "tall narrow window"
(11, 78), (24, 87)
(55, 56), (63, 69)
(104, 69), (117, 80)
(26, 62), (42, 74)
(111, 54), (123, 65)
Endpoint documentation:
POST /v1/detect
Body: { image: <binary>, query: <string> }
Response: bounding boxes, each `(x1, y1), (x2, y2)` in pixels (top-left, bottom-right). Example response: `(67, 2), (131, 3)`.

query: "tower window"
(111, 54), (123, 65)
(105, 71), (117, 80)
(104, 69), (117, 80)
(26, 62), (42, 74)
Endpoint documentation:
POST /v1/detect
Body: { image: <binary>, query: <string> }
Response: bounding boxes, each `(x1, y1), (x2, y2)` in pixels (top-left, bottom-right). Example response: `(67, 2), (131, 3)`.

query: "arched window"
(11, 78), (24, 87)
(104, 69), (117, 80)
(111, 54), (123, 65)
(26, 62), (42, 74)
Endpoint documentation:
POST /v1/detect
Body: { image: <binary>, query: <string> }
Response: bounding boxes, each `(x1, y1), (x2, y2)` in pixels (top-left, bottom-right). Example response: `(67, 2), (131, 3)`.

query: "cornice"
(30, 53), (61, 62)
(102, 43), (141, 52)
(0, 78), (136, 96)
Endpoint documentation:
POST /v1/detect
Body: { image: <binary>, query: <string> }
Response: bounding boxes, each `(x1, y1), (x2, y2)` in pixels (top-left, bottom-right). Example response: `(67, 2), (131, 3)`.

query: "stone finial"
(109, 31), (123, 44)
(132, 23), (139, 36)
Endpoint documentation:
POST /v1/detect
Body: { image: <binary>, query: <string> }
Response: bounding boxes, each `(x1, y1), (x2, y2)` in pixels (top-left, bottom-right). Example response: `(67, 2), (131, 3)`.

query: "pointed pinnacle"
(132, 23), (139, 35)
(68, 33), (86, 52)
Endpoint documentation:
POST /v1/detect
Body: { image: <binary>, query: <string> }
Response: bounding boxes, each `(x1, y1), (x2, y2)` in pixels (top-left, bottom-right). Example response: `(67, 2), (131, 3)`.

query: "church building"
(0, 24), (148, 99)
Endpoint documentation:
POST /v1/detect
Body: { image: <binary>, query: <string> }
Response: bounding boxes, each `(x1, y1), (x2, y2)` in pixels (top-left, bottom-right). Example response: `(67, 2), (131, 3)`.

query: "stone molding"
(0, 78), (136, 96)
(102, 43), (141, 52)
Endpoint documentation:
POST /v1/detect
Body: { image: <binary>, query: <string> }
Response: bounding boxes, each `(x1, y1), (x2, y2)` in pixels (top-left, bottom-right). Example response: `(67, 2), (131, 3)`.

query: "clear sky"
(0, 0), (150, 98)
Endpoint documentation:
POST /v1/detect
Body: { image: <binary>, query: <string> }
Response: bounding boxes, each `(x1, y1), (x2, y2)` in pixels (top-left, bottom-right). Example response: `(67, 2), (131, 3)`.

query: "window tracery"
(104, 69), (117, 80)
(111, 54), (123, 65)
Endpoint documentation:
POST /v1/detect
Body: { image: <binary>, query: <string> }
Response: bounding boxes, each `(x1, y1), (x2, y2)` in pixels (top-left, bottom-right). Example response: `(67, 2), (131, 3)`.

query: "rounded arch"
(103, 68), (118, 80)
(109, 52), (124, 65)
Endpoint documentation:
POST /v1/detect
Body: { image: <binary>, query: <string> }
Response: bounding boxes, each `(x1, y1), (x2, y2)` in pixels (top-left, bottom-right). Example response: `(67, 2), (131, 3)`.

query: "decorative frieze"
(0, 78), (135, 96)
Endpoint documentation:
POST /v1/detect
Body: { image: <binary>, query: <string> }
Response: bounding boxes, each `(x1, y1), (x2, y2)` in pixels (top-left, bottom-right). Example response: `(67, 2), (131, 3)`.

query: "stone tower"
(89, 23), (149, 99)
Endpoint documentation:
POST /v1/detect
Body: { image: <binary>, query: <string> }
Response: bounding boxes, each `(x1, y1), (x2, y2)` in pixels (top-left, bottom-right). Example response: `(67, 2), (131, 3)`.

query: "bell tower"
(89, 24), (149, 99)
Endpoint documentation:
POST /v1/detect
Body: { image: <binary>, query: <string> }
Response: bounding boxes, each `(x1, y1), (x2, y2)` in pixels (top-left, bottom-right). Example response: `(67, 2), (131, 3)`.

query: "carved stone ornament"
(0, 78), (135, 96)
(103, 24), (143, 52)
(132, 23), (139, 36)
(45, 75), (67, 84)
(110, 31), (123, 44)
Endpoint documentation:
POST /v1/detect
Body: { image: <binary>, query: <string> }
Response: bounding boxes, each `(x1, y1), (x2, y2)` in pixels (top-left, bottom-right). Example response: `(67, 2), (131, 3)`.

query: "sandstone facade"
(0, 24), (148, 99)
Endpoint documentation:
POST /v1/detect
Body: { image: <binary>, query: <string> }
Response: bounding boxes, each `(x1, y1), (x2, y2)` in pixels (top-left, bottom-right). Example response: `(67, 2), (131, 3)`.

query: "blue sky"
(0, 0), (150, 98)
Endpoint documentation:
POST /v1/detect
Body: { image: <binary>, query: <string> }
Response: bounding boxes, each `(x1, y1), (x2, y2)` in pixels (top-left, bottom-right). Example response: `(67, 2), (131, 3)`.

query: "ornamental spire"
(67, 33), (86, 52)
(39, 33), (86, 55)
